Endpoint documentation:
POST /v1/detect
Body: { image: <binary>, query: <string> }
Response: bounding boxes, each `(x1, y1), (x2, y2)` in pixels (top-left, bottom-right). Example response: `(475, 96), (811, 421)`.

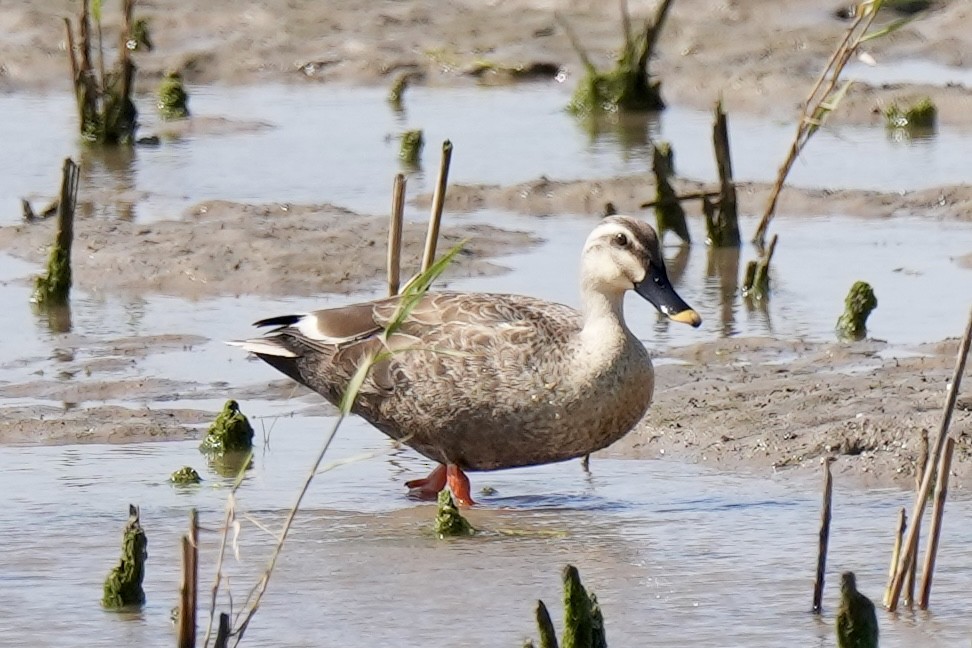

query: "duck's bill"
(634, 264), (702, 328)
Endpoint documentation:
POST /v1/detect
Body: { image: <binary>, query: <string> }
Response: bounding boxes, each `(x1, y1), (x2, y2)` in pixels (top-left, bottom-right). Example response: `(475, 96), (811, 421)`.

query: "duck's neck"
(579, 287), (629, 348)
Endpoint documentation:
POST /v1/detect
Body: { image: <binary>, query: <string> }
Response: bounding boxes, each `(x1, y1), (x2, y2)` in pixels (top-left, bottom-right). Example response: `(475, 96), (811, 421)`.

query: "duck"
(233, 215), (701, 505)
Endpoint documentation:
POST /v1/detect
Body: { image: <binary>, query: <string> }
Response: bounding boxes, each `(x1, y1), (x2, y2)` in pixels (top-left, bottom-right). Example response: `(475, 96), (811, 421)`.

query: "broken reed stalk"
(905, 429), (930, 603)
(706, 99), (740, 247)
(918, 436), (955, 610)
(421, 140), (453, 272)
(752, 0), (885, 247)
(66, 0), (139, 143)
(214, 613), (231, 648)
(904, 430), (928, 607)
(535, 600), (559, 648)
(883, 508), (907, 607)
(178, 510), (199, 648)
(812, 458), (834, 613)
(651, 141), (690, 244)
(34, 158), (80, 306)
(887, 306), (972, 611)
(640, 190), (719, 210)
(388, 173), (406, 296)
(742, 234), (778, 300)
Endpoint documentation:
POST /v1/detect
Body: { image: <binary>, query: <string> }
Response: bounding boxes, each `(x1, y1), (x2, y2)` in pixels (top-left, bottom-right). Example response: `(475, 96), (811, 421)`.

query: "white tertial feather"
(225, 339), (298, 358)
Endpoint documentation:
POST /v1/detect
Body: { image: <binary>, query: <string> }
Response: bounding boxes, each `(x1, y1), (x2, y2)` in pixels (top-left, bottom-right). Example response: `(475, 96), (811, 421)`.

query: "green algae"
(399, 129), (424, 165)
(32, 158), (79, 308)
(884, 97), (937, 136)
(836, 281), (877, 341)
(157, 70), (190, 120)
(101, 504), (148, 609)
(535, 600), (558, 648)
(170, 465), (202, 484)
(563, 1), (670, 116)
(528, 565), (606, 648)
(33, 245), (71, 306)
(388, 71), (413, 111)
(199, 400), (254, 456)
(836, 571), (879, 648)
(433, 489), (475, 538)
(562, 565), (593, 648)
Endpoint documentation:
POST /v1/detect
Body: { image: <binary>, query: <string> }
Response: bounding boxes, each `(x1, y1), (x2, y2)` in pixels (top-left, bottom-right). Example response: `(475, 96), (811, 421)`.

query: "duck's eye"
(613, 233), (629, 248)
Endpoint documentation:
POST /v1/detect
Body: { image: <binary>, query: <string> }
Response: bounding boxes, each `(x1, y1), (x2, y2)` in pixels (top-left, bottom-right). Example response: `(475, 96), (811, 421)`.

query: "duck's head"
(582, 215), (702, 327)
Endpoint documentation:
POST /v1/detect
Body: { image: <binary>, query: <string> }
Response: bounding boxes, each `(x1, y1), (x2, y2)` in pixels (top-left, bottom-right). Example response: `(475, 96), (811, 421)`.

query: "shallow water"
(5, 83), (972, 224)
(846, 59), (972, 88)
(1, 81), (971, 646)
(2, 417), (971, 647)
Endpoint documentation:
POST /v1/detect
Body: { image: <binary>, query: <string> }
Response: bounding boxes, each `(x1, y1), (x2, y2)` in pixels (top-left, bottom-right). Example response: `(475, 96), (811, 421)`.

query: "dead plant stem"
(887, 306), (972, 610)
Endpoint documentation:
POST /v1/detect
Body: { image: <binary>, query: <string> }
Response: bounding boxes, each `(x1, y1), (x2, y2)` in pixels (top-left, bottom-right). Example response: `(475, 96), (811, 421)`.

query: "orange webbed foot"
(446, 464), (475, 507)
(404, 464), (476, 506)
(405, 464), (447, 501)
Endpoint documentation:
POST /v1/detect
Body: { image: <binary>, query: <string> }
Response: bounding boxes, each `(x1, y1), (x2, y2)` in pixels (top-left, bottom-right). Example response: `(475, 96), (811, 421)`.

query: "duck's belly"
(366, 356), (655, 471)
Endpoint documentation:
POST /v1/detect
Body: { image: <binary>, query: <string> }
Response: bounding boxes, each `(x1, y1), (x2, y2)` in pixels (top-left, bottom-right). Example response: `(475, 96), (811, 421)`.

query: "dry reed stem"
(421, 140), (453, 272)
(639, 190), (719, 210)
(918, 437), (956, 610)
(752, 1), (883, 247)
(202, 460), (250, 647)
(230, 415), (348, 645)
(388, 174), (406, 296)
(887, 307), (972, 610)
(883, 508), (906, 607)
(812, 458), (834, 613)
(178, 510), (199, 648)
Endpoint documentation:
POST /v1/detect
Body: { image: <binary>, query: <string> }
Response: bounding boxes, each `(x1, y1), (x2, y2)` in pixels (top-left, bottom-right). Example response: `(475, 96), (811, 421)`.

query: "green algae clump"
(836, 571), (879, 648)
(157, 71), (190, 120)
(836, 281), (877, 341)
(102, 504), (148, 610)
(884, 97), (936, 136)
(199, 400), (254, 456)
(399, 129), (424, 165)
(388, 71), (414, 111)
(33, 244), (71, 306)
(528, 564), (607, 648)
(170, 465), (202, 484)
(433, 489), (475, 538)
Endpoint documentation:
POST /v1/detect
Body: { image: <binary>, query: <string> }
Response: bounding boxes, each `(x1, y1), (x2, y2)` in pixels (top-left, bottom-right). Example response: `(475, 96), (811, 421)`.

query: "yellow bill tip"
(668, 308), (702, 327)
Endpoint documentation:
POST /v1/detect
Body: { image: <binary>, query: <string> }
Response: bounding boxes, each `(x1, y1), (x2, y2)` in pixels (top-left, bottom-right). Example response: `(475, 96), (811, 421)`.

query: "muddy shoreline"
(3, 1), (971, 127)
(0, 0), (970, 494)
(2, 333), (970, 494)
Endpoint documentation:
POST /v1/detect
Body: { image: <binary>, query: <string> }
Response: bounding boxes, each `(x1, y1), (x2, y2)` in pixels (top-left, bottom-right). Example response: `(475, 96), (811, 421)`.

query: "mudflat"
(0, 0), (969, 491)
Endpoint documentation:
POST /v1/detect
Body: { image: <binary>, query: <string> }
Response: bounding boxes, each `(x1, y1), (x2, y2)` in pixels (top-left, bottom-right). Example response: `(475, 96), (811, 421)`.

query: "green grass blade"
(861, 16), (914, 43)
(386, 241), (466, 337)
(341, 241), (465, 414)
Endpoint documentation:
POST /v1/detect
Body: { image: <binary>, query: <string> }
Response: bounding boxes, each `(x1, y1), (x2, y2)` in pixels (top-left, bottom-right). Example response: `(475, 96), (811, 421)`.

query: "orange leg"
(405, 464), (447, 501)
(446, 464), (476, 507)
(404, 463), (476, 506)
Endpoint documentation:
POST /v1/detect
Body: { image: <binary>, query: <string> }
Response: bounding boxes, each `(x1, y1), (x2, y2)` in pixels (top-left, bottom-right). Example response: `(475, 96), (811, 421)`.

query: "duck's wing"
(371, 292), (580, 350)
(232, 292), (579, 396)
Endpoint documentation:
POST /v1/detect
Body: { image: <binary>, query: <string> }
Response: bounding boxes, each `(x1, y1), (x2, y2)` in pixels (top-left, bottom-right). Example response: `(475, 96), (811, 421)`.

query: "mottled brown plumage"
(235, 216), (700, 497)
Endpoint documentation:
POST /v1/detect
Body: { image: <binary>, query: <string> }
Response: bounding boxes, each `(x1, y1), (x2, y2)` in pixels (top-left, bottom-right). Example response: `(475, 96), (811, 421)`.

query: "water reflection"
(79, 145), (137, 221)
(704, 246), (741, 337)
(579, 109), (661, 157)
(32, 300), (72, 334)
(206, 450), (254, 478)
